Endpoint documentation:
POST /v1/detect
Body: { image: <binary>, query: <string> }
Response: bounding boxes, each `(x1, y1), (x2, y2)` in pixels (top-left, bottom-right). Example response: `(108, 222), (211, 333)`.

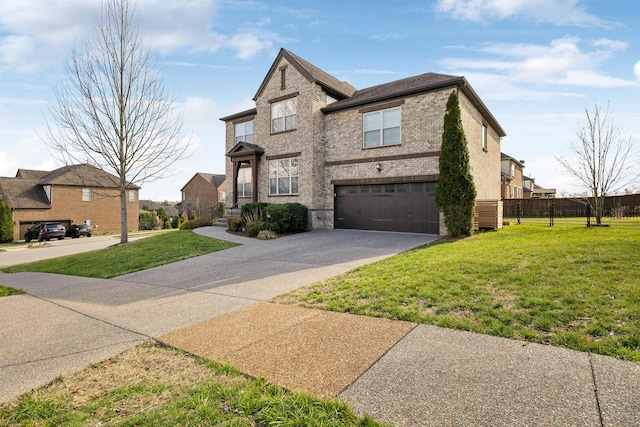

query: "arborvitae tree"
(0, 197), (14, 243)
(435, 90), (476, 237)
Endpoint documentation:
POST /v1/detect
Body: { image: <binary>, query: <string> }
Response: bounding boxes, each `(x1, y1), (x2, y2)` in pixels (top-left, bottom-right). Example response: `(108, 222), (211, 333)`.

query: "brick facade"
(12, 186), (138, 242)
(222, 49), (505, 235)
(181, 173), (226, 220)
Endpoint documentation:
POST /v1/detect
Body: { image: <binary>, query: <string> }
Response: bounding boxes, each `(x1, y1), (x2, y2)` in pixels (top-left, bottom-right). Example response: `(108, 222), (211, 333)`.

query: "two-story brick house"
(221, 49), (505, 235)
(0, 163), (139, 241)
(180, 172), (226, 220)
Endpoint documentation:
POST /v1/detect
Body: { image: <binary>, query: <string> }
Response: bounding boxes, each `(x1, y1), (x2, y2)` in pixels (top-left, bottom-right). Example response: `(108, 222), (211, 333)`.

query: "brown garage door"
(334, 182), (439, 234)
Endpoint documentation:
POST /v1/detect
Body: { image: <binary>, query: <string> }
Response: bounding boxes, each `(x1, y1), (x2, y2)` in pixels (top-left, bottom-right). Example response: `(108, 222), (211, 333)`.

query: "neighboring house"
(501, 153), (525, 199)
(0, 164), (139, 242)
(180, 173), (226, 220)
(139, 199), (179, 218)
(523, 176), (557, 199)
(221, 48), (506, 235)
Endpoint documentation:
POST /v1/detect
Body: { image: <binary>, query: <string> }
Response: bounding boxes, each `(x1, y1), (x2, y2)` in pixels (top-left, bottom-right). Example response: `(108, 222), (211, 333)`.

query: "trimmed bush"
(265, 202), (308, 233)
(246, 220), (265, 237)
(227, 217), (244, 232)
(240, 202), (269, 217)
(179, 216), (211, 230)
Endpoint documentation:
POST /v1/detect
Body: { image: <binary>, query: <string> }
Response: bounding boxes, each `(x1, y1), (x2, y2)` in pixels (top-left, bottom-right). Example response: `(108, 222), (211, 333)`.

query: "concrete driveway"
(0, 227), (437, 402)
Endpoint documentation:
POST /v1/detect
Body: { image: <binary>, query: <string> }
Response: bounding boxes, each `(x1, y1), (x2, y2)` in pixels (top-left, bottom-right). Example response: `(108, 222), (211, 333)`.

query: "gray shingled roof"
(180, 172), (225, 192)
(322, 73), (463, 112)
(15, 169), (49, 179)
(0, 164), (138, 210)
(39, 164), (135, 188)
(0, 177), (51, 209)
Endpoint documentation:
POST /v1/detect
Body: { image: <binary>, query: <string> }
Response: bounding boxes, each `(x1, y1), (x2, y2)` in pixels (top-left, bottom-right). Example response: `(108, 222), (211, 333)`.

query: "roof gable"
(181, 172), (225, 192)
(0, 177), (51, 209)
(253, 48), (356, 101)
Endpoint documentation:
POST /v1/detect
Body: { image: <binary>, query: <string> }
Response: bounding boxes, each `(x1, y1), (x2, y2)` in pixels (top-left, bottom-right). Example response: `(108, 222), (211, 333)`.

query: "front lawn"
(275, 225), (640, 361)
(0, 230), (238, 279)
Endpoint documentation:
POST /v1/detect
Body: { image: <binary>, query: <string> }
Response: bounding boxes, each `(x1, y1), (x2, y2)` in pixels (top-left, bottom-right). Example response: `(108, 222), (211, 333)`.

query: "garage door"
(334, 182), (439, 234)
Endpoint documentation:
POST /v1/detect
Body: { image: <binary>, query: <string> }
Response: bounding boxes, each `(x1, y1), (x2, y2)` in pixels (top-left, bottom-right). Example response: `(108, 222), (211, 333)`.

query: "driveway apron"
(0, 228), (437, 402)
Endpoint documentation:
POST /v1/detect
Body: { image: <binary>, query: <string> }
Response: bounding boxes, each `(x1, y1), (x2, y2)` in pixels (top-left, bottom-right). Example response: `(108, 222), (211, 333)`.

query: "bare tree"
(556, 102), (637, 225)
(42, 0), (192, 243)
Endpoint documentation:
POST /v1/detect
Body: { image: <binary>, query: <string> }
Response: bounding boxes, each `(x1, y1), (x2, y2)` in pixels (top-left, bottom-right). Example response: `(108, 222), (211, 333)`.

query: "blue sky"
(1, 0), (639, 201)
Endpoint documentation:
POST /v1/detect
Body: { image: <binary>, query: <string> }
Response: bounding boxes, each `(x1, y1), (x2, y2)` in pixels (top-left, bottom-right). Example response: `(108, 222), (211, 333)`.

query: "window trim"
(269, 158), (299, 196)
(82, 188), (91, 202)
(237, 167), (252, 198)
(234, 120), (254, 145)
(270, 97), (297, 134)
(362, 106), (401, 148)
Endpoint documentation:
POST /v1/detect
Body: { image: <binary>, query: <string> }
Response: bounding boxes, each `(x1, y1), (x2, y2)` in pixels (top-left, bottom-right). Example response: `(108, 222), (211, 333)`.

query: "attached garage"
(334, 182), (439, 234)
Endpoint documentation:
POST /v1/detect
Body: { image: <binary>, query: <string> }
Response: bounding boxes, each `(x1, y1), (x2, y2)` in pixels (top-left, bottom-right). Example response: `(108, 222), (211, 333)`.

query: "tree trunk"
(120, 187), (128, 244)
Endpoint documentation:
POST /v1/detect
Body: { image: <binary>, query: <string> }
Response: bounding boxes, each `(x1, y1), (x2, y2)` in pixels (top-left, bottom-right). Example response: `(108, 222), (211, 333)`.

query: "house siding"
(12, 186), (138, 241)
(459, 90), (501, 200)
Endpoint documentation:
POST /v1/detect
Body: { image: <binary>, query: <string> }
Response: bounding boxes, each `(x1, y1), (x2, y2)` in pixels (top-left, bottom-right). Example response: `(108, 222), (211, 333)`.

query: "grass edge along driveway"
(0, 229), (238, 279)
(275, 225), (640, 361)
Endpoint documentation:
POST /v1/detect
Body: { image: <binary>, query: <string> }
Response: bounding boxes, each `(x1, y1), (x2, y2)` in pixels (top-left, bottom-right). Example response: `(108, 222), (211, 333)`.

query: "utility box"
(474, 200), (503, 230)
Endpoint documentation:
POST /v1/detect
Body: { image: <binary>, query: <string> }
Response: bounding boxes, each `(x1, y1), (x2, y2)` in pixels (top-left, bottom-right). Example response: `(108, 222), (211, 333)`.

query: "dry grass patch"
(0, 342), (385, 426)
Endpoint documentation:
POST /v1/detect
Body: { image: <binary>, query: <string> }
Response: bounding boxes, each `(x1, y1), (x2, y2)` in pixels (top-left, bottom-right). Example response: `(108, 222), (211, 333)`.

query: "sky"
(1, 0), (639, 201)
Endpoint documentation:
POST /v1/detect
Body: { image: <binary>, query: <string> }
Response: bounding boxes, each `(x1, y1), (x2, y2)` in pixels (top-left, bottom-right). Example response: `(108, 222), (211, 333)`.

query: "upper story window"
(235, 120), (253, 144)
(511, 163), (516, 177)
(271, 98), (297, 133)
(269, 158), (299, 195)
(128, 190), (137, 202)
(82, 188), (91, 202)
(237, 167), (252, 198)
(363, 107), (401, 148)
(482, 123), (488, 151)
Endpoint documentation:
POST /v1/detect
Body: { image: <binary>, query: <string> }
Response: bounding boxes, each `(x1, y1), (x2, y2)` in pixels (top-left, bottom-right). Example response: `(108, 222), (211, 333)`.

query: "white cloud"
(0, 0), (274, 75)
(434, 0), (616, 28)
(634, 61), (640, 80)
(440, 36), (636, 92)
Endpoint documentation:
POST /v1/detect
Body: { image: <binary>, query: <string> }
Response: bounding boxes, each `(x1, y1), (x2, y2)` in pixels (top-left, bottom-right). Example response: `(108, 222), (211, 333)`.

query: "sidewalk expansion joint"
(337, 322), (420, 397)
(31, 294), (152, 340)
(588, 352), (605, 427)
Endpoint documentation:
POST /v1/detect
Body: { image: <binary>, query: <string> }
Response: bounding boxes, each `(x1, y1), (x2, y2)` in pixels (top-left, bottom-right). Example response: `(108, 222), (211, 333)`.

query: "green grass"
(0, 285), (24, 297)
(0, 342), (384, 427)
(0, 230), (239, 279)
(277, 225), (640, 361)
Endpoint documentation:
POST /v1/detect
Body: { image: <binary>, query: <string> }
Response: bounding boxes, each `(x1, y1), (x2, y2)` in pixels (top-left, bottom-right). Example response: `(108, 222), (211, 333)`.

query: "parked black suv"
(66, 224), (92, 238)
(24, 222), (66, 242)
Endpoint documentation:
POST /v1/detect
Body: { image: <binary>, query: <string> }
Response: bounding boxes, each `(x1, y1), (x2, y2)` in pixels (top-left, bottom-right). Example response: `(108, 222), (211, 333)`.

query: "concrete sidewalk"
(159, 302), (640, 427)
(2, 227), (639, 425)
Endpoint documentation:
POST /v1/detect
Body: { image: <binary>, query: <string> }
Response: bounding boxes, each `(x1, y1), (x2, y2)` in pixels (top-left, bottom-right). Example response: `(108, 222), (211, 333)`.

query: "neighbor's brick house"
(0, 164), (139, 242)
(180, 173), (226, 220)
(221, 48), (505, 235)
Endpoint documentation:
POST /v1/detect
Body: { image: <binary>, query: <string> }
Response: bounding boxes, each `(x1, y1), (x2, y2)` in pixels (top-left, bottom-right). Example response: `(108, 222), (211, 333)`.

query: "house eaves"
(220, 108), (257, 123)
